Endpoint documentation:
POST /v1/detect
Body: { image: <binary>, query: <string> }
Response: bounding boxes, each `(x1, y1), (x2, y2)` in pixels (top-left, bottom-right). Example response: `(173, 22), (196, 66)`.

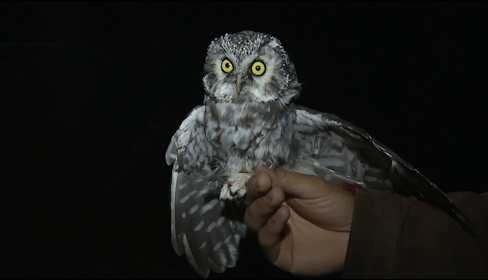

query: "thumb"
(254, 166), (338, 199)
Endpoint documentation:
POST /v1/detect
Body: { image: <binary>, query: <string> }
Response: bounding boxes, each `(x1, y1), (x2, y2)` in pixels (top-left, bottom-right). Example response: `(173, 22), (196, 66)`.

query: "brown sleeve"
(342, 189), (488, 278)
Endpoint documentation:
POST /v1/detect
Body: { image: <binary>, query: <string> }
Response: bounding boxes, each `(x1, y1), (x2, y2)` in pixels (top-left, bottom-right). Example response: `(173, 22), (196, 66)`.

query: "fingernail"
(272, 211), (282, 221)
(263, 191), (271, 202)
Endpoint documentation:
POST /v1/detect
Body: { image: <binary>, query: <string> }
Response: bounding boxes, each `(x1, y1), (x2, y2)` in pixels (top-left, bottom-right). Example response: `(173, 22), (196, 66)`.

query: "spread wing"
(292, 105), (473, 234)
(166, 106), (247, 278)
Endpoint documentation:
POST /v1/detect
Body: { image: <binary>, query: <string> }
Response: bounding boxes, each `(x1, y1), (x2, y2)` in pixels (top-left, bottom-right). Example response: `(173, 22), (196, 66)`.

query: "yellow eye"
(221, 59), (233, 73)
(251, 61), (266, 76)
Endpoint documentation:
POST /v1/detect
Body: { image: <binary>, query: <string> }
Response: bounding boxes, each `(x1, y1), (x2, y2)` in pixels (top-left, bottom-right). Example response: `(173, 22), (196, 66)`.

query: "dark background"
(1, 1), (486, 279)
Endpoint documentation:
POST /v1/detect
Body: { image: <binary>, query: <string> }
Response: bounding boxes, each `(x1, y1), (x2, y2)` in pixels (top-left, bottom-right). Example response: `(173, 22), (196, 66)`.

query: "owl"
(166, 30), (471, 278)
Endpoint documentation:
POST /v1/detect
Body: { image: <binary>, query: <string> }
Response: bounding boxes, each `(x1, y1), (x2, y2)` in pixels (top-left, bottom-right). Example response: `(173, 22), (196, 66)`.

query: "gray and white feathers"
(203, 30), (300, 105)
(166, 30), (472, 278)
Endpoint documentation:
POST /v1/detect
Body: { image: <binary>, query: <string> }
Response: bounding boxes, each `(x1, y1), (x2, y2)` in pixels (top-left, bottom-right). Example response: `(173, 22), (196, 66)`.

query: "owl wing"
(166, 105), (247, 278)
(292, 105), (472, 233)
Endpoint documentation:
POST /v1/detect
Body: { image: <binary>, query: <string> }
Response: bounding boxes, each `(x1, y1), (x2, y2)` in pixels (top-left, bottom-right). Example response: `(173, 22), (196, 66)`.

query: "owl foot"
(219, 173), (252, 200)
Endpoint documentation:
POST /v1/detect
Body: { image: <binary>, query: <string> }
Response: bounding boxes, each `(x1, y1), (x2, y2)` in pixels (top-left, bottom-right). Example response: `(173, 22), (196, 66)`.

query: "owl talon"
(219, 173), (252, 200)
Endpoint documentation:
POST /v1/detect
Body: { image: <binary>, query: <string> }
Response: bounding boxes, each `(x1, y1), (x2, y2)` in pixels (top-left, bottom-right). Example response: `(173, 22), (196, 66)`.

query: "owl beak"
(236, 75), (242, 94)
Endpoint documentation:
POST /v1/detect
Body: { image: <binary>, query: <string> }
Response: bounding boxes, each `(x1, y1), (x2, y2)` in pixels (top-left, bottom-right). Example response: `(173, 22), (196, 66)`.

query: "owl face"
(202, 30), (301, 105)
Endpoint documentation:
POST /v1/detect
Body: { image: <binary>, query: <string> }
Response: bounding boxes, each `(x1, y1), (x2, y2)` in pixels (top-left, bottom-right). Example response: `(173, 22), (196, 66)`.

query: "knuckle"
(276, 168), (288, 185)
(258, 228), (273, 248)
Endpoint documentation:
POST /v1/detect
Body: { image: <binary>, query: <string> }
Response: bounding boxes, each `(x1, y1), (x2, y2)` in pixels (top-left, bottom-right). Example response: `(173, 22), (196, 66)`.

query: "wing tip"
(183, 234), (211, 278)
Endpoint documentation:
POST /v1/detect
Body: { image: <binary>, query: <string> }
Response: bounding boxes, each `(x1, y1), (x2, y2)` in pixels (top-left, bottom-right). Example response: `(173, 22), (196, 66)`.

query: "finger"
(255, 165), (336, 199)
(244, 170), (273, 206)
(258, 205), (290, 250)
(244, 186), (285, 232)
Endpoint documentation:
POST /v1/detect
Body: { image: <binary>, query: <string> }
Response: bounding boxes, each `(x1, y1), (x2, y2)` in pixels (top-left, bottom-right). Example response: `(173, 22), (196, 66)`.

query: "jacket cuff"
(342, 189), (406, 278)
(342, 189), (488, 278)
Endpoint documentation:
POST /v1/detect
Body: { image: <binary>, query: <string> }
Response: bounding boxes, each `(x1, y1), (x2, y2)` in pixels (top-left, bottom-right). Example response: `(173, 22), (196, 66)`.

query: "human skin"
(244, 165), (355, 275)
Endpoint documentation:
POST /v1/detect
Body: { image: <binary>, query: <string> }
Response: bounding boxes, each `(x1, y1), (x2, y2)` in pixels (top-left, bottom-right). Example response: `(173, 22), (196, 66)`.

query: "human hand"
(244, 166), (355, 276)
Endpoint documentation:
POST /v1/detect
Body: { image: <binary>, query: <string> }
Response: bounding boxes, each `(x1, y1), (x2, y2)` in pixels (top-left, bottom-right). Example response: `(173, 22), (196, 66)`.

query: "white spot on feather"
(216, 216), (225, 227)
(189, 204), (199, 214)
(206, 221), (216, 233)
(179, 189), (197, 204)
(194, 221), (204, 231)
(199, 199), (220, 214)
(213, 241), (222, 251)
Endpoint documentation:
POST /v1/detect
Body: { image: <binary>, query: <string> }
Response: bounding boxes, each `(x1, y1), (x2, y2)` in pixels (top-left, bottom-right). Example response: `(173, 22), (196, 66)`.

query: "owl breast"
(203, 100), (296, 173)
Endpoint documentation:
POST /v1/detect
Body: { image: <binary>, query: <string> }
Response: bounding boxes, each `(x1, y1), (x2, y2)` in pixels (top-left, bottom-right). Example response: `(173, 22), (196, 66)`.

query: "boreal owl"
(165, 30), (471, 278)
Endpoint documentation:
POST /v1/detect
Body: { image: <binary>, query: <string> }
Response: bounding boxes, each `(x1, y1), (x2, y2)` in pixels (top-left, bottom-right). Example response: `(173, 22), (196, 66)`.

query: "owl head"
(202, 30), (301, 106)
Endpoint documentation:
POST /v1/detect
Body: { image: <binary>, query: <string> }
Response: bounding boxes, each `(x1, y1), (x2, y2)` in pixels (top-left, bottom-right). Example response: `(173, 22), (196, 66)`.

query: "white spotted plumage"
(166, 30), (472, 278)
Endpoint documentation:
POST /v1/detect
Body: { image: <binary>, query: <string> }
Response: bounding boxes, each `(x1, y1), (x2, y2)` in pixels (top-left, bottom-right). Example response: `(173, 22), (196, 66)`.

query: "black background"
(1, 1), (486, 279)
